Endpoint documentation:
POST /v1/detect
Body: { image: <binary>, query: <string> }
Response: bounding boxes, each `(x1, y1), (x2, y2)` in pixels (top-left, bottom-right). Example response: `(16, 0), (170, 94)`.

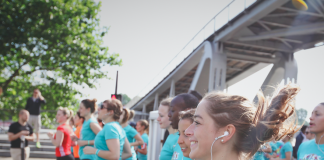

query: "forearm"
(122, 152), (132, 159)
(8, 134), (21, 141)
(137, 148), (147, 155)
(130, 141), (143, 146)
(77, 140), (94, 146)
(25, 135), (34, 141)
(49, 137), (61, 147)
(97, 150), (119, 160)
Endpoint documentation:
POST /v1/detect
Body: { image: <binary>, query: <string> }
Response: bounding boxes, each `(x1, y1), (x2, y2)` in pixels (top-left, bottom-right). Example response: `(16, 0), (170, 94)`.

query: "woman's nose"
(185, 123), (194, 136)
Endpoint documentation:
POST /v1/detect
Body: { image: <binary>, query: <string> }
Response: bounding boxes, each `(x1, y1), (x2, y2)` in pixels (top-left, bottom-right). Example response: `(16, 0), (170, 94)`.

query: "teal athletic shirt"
(280, 142), (292, 159)
(137, 133), (149, 160)
(159, 131), (191, 160)
(94, 121), (126, 160)
(264, 142), (278, 160)
(79, 117), (98, 160)
(253, 151), (264, 160)
(123, 125), (138, 160)
(298, 139), (324, 160)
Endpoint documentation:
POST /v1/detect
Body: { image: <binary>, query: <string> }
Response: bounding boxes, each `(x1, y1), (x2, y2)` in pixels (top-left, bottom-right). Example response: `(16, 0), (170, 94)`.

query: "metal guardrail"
(134, 0), (257, 98)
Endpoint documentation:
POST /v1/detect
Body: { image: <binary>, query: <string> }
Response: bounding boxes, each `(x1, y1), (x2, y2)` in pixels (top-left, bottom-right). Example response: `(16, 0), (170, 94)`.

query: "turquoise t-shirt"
(138, 133), (149, 160)
(264, 142), (278, 160)
(79, 117), (98, 160)
(159, 132), (191, 160)
(280, 142), (292, 159)
(297, 139), (324, 160)
(123, 125), (138, 160)
(94, 121), (125, 160)
(253, 151), (265, 160)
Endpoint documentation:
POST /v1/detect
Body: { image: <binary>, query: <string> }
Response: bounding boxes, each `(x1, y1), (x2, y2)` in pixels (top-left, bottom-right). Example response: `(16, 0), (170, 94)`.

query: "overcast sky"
(78, 0), (324, 120)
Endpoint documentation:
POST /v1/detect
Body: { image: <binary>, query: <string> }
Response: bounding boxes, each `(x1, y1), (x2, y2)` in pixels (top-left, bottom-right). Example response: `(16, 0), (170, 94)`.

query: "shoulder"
(10, 122), (19, 127)
(300, 139), (315, 148)
(27, 123), (33, 129)
(89, 117), (98, 123)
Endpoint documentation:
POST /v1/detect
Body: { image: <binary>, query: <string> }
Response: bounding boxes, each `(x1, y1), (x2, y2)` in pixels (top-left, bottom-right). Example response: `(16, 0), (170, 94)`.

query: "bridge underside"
(131, 0), (324, 116)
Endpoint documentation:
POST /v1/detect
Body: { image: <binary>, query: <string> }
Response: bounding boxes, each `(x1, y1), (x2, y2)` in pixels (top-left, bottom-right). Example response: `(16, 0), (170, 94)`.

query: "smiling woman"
(185, 83), (301, 160)
(178, 109), (195, 158)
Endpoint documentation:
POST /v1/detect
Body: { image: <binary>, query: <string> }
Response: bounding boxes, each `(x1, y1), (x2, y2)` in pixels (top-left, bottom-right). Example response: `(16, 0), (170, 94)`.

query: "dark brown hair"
(121, 108), (130, 124)
(179, 109), (195, 123)
(138, 119), (149, 135)
(76, 111), (85, 123)
(81, 99), (98, 113)
(103, 99), (123, 120)
(203, 83), (300, 159)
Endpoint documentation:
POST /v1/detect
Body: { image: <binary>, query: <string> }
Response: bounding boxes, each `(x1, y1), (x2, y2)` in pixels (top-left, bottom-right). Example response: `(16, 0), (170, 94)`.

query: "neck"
(315, 132), (324, 144)
(139, 130), (145, 135)
(167, 126), (177, 134)
(209, 146), (239, 160)
(32, 95), (37, 98)
(85, 114), (92, 120)
(18, 119), (26, 126)
(59, 120), (68, 126)
(121, 122), (128, 128)
(103, 117), (115, 124)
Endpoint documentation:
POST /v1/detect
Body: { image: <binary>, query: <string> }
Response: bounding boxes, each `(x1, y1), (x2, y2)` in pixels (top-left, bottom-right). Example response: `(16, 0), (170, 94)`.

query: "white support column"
(142, 104), (146, 119)
(153, 93), (159, 111)
(169, 80), (175, 97)
(209, 42), (227, 92)
(258, 52), (298, 98)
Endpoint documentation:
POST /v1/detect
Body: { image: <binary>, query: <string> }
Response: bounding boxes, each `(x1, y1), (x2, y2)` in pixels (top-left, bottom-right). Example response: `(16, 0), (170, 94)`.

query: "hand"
(38, 90), (42, 97)
(19, 130), (30, 136)
(47, 132), (54, 138)
(83, 146), (96, 155)
(70, 134), (78, 141)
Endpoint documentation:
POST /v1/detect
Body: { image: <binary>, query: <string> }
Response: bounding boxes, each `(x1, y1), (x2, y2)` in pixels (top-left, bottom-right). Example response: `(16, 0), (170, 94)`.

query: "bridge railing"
(135, 0), (257, 99)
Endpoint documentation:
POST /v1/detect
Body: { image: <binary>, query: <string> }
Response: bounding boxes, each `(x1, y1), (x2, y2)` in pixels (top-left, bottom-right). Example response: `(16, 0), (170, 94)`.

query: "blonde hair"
(160, 97), (173, 111)
(138, 119), (149, 135)
(58, 107), (74, 120)
(203, 83), (300, 159)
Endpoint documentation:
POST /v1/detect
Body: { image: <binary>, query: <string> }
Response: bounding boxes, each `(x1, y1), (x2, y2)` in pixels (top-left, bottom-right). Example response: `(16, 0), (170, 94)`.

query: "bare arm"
(130, 134), (144, 146)
(83, 139), (120, 160)
(283, 152), (291, 160)
(137, 144), (147, 155)
(122, 138), (132, 159)
(90, 122), (102, 135)
(25, 133), (35, 141)
(48, 131), (64, 147)
(8, 131), (29, 141)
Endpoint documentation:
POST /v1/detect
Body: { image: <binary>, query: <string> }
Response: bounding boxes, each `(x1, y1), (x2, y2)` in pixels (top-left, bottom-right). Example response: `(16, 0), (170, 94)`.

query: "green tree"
(0, 0), (121, 128)
(121, 94), (131, 106)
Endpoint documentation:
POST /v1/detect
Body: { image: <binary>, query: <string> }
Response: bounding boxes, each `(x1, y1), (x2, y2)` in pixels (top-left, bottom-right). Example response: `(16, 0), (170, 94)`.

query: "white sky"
(79, 0), (324, 121)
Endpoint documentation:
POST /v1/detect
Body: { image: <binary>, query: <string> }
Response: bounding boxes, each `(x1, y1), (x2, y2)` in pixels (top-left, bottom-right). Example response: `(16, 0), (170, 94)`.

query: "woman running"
(178, 109), (195, 158)
(83, 99), (132, 160)
(158, 97), (179, 160)
(73, 112), (84, 160)
(185, 84), (300, 160)
(136, 120), (149, 160)
(47, 107), (75, 160)
(119, 108), (144, 160)
(74, 99), (102, 160)
(297, 103), (324, 160)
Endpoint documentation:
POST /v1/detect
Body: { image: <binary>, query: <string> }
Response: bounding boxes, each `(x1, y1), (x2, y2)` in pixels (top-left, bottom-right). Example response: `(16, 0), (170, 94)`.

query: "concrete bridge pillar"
(208, 42), (227, 92)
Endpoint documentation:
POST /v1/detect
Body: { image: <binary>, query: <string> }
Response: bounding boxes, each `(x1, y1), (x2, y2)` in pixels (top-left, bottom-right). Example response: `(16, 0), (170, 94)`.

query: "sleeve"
(8, 123), (15, 133)
(129, 127), (138, 138)
(28, 124), (34, 135)
(104, 125), (119, 140)
(159, 136), (173, 160)
(40, 99), (46, 104)
(283, 143), (293, 153)
(89, 118), (98, 124)
(25, 98), (30, 110)
(57, 126), (65, 132)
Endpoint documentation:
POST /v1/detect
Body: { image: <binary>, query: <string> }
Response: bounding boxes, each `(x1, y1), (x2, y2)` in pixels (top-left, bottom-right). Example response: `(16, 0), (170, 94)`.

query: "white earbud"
(211, 131), (229, 160)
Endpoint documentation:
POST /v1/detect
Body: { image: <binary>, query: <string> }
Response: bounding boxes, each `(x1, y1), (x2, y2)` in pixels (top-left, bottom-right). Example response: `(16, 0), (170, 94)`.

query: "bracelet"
(96, 149), (100, 156)
(88, 140), (90, 145)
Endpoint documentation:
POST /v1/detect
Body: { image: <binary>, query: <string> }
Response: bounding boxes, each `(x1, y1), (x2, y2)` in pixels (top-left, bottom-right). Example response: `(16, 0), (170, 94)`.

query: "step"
(0, 143), (55, 152)
(0, 140), (53, 146)
(0, 149), (56, 158)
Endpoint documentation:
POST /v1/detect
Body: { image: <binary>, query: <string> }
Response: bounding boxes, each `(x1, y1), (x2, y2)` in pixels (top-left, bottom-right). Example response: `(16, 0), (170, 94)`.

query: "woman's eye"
(194, 121), (200, 125)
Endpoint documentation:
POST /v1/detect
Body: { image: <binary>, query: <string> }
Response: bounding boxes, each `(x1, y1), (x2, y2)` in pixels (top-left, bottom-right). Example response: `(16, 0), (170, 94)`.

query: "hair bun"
(92, 98), (97, 103)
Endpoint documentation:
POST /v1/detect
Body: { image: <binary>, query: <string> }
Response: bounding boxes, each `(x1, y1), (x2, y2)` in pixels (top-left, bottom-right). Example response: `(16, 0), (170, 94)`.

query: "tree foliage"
(0, 0), (121, 128)
(121, 94), (131, 106)
(296, 108), (308, 125)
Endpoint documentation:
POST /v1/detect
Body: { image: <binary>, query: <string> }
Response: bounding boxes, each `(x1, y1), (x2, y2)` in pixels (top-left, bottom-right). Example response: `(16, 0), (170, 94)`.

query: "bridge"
(127, 0), (324, 158)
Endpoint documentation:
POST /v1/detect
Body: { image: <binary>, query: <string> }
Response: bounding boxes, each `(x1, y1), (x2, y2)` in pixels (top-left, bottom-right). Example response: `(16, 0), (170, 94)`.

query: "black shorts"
(74, 158), (80, 160)
(57, 154), (75, 160)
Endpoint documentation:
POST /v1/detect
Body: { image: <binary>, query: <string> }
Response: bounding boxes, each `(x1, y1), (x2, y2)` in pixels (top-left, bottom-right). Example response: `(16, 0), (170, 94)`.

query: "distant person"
(47, 107), (74, 160)
(25, 88), (46, 148)
(167, 93), (199, 160)
(136, 119), (149, 160)
(157, 97), (178, 159)
(129, 121), (136, 129)
(297, 103), (324, 160)
(73, 112), (84, 160)
(305, 126), (315, 140)
(72, 99), (102, 160)
(8, 110), (34, 160)
(293, 125), (307, 158)
(119, 108), (144, 160)
(177, 109), (195, 158)
(83, 99), (132, 160)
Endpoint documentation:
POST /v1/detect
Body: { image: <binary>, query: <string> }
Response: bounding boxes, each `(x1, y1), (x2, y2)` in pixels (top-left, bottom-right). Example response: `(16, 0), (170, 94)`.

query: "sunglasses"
(306, 132), (312, 134)
(100, 104), (110, 110)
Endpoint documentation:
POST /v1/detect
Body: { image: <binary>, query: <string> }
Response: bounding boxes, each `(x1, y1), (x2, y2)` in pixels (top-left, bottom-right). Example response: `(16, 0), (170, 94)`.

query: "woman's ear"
(221, 124), (236, 143)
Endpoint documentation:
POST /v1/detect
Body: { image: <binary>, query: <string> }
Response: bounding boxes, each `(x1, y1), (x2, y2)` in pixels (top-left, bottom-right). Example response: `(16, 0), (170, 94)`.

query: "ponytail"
(81, 98), (98, 113)
(129, 110), (135, 120)
(58, 107), (74, 120)
(121, 108), (130, 124)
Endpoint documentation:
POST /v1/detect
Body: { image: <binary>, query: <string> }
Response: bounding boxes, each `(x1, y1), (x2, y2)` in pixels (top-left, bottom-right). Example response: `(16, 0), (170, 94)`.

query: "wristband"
(96, 149), (100, 156)
(88, 140), (90, 145)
